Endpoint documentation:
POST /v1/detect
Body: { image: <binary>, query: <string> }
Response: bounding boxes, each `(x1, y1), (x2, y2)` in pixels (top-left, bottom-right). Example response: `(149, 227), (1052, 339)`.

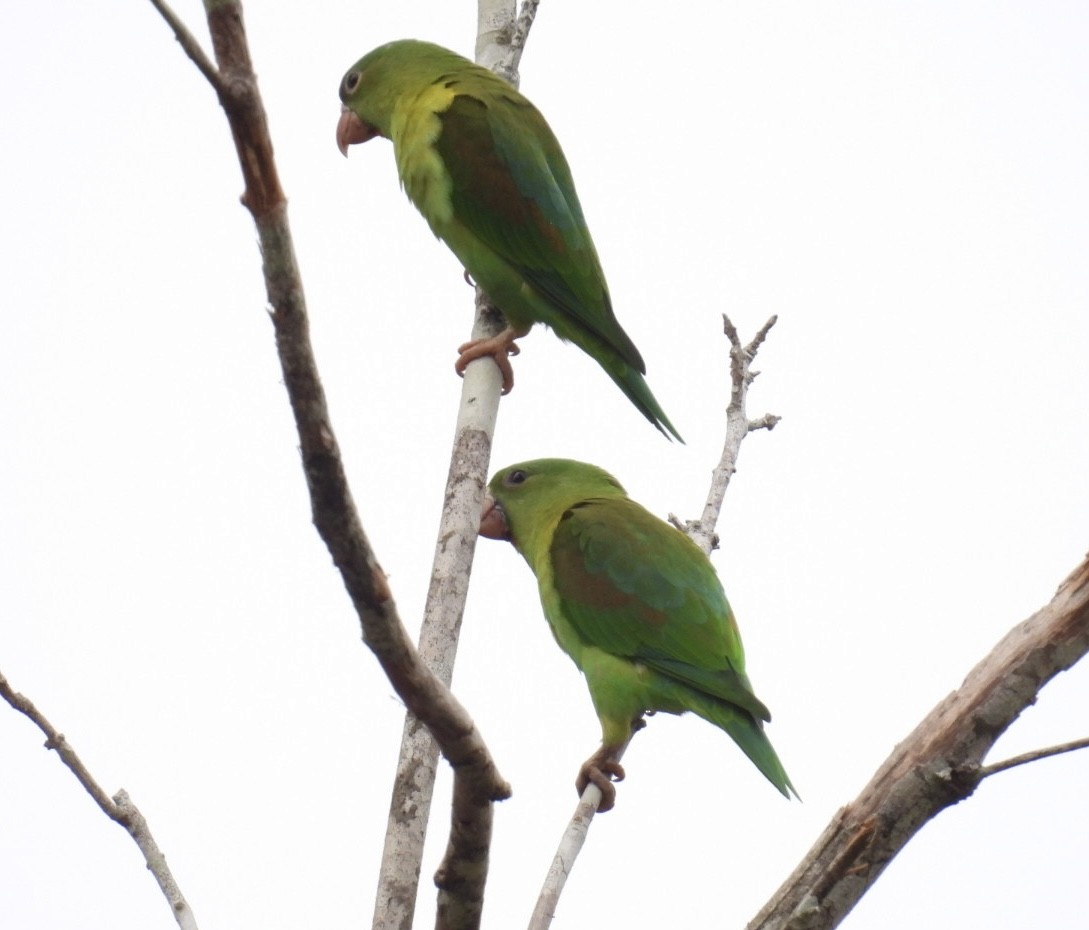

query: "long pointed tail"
(608, 359), (684, 443)
(694, 697), (798, 799)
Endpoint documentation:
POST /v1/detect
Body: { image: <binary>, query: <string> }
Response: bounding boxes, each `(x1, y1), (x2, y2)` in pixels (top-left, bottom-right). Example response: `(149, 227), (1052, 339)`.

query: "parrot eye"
(506, 469), (528, 486)
(343, 70), (361, 94)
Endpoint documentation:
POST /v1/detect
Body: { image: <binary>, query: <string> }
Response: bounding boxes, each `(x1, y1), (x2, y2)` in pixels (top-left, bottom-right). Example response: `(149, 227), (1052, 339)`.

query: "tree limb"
(527, 787), (608, 930)
(531, 314), (780, 928)
(475, 0), (539, 86)
(0, 671), (200, 930)
(510, 0), (542, 60)
(747, 551), (1089, 930)
(145, 0), (223, 92)
(145, 4), (513, 929)
(978, 735), (1089, 779)
(386, 292), (507, 930)
(375, 4), (541, 928)
(684, 313), (779, 555)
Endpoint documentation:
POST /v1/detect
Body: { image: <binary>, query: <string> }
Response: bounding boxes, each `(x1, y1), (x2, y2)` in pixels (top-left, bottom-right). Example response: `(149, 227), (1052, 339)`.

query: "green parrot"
(336, 40), (681, 441)
(480, 458), (795, 811)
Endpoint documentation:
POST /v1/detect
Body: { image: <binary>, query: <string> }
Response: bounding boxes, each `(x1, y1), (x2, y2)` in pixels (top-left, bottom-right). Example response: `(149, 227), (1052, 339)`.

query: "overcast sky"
(2, 2), (1087, 929)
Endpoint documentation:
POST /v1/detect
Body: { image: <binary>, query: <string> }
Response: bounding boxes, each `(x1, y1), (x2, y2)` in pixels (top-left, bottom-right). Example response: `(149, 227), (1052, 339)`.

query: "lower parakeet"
(480, 458), (795, 811)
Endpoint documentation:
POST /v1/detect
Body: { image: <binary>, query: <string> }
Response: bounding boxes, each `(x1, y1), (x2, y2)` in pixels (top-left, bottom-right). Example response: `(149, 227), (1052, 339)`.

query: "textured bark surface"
(148, 5), (514, 930)
(748, 552), (1089, 930)
(375, 6), (539, 928)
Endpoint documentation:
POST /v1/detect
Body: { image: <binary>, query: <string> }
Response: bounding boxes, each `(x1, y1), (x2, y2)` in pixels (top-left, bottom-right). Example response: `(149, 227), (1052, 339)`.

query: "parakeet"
(337, 40), (681, 441)
(480, 458), (795, 811)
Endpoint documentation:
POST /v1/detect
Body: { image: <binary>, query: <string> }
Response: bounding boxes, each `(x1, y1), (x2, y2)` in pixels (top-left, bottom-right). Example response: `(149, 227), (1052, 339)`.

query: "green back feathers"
(339, 41), (681, 439)
(435, 93), (644, 371)
(488, 458), (795, 799)
(550, 500), (769, 722)
(489, 458), (761, 717)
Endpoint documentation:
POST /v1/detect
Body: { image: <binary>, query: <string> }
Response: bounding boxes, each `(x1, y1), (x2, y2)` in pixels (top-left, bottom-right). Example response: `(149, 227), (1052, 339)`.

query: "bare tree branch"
(527, 789), (604, 930)
(510, 0), (542, 64)
(685, 313), (779, 555)
(749, 413), (781, 432)
(375, 309), (506, 930)
(475, 0), (540, 85)
(748, 552), (1089, 930)
(145, 4), (513, 929)
(532, 315), (780, 928)
(374, 4), (542, 927)
(0, 671), (199, 930)
(409, 292), (507, 930)
(145, 0), (223, 92)
(978, 735), (1089, 779)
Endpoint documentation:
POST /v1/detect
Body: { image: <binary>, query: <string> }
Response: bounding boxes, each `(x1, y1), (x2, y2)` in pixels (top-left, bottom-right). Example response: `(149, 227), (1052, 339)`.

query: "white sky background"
(2, 1), (1087, 928)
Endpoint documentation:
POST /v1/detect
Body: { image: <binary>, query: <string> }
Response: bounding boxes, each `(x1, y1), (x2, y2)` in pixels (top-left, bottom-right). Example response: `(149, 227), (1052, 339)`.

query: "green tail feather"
(690, 694), (798, 800)
(610, 361), (684, 443)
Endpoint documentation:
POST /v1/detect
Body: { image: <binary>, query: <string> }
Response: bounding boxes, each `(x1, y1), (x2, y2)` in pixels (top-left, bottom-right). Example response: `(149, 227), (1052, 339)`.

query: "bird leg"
(576, 745), (626, 813)
(455, 329), (521, 395)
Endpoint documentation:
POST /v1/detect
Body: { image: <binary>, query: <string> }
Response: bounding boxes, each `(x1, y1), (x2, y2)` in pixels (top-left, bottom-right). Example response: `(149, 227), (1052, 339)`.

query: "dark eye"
(506, 469), (528, 486)
(343, 70), (361, 95)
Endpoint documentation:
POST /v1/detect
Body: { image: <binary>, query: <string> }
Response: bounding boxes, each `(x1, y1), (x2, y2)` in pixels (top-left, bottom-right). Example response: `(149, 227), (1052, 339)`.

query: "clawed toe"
(576, 757), (626, 813)
(454, 333), (520, 394)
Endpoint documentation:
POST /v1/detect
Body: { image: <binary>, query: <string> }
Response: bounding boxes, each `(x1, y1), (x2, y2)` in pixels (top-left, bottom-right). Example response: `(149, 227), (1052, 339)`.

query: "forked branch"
(747, 552), (1089, 930)
(144, 3), (511, 929)
(0, 671), (199, 930)
(374, 4), (542, 929)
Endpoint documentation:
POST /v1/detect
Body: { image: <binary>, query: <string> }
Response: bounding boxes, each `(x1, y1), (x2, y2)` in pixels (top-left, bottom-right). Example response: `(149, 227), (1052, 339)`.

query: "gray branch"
(978, 735), (1089, 779)
(686, 313), (779, 555)
(374, 4), (541, 929)
(475, 0), (540, 86)
(145, 0), (223, 92)
(145, 3), (514, 930)
(748, 552), (1089, 930)
(0, 671), (199, 930)
(375, 293), (507, 930)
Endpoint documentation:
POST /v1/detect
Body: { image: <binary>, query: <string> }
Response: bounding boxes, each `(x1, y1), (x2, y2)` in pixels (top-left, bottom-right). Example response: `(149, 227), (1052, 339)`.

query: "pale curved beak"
(336, 105), (378, 156)
(479, 496), (511, 541)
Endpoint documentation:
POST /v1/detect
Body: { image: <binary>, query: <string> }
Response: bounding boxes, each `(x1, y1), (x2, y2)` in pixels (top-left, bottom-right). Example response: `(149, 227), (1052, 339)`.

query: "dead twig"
(0, 671), (199, 930)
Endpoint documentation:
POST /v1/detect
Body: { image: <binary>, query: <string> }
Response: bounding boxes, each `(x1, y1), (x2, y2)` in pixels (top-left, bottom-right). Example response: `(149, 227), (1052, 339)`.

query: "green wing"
(433, 78), (645, 372)
(550, 498), (770, 722)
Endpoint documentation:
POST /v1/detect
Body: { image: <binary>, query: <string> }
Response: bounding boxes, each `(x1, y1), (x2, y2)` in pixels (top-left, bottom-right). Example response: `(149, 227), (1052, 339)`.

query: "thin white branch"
(688, 313), (779, 556)
(527, 791), (601, 930)
(0, 671), (199, 930)
(373, 295), (506, 930)
(373, 6), (536, 929)
(510, 0), (542, 62)
(476, 0), (540, 86)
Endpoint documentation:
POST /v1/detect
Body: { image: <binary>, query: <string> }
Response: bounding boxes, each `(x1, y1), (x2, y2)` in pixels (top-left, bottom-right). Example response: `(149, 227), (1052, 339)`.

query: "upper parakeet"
(336, 40), (681, 441)
(480, 458), (795, 811)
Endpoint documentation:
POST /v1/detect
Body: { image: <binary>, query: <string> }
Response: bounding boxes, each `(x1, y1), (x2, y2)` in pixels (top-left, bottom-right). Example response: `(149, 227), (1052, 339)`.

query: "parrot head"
(480, 459), (627, 552)
(337, 39), (470, 156)
(336, 44), (395, 155)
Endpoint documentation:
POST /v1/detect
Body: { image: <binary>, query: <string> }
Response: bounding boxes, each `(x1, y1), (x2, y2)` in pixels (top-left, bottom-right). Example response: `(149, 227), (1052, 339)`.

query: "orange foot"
(576, 746), (626, 813)
(455, 329), (521, 395)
